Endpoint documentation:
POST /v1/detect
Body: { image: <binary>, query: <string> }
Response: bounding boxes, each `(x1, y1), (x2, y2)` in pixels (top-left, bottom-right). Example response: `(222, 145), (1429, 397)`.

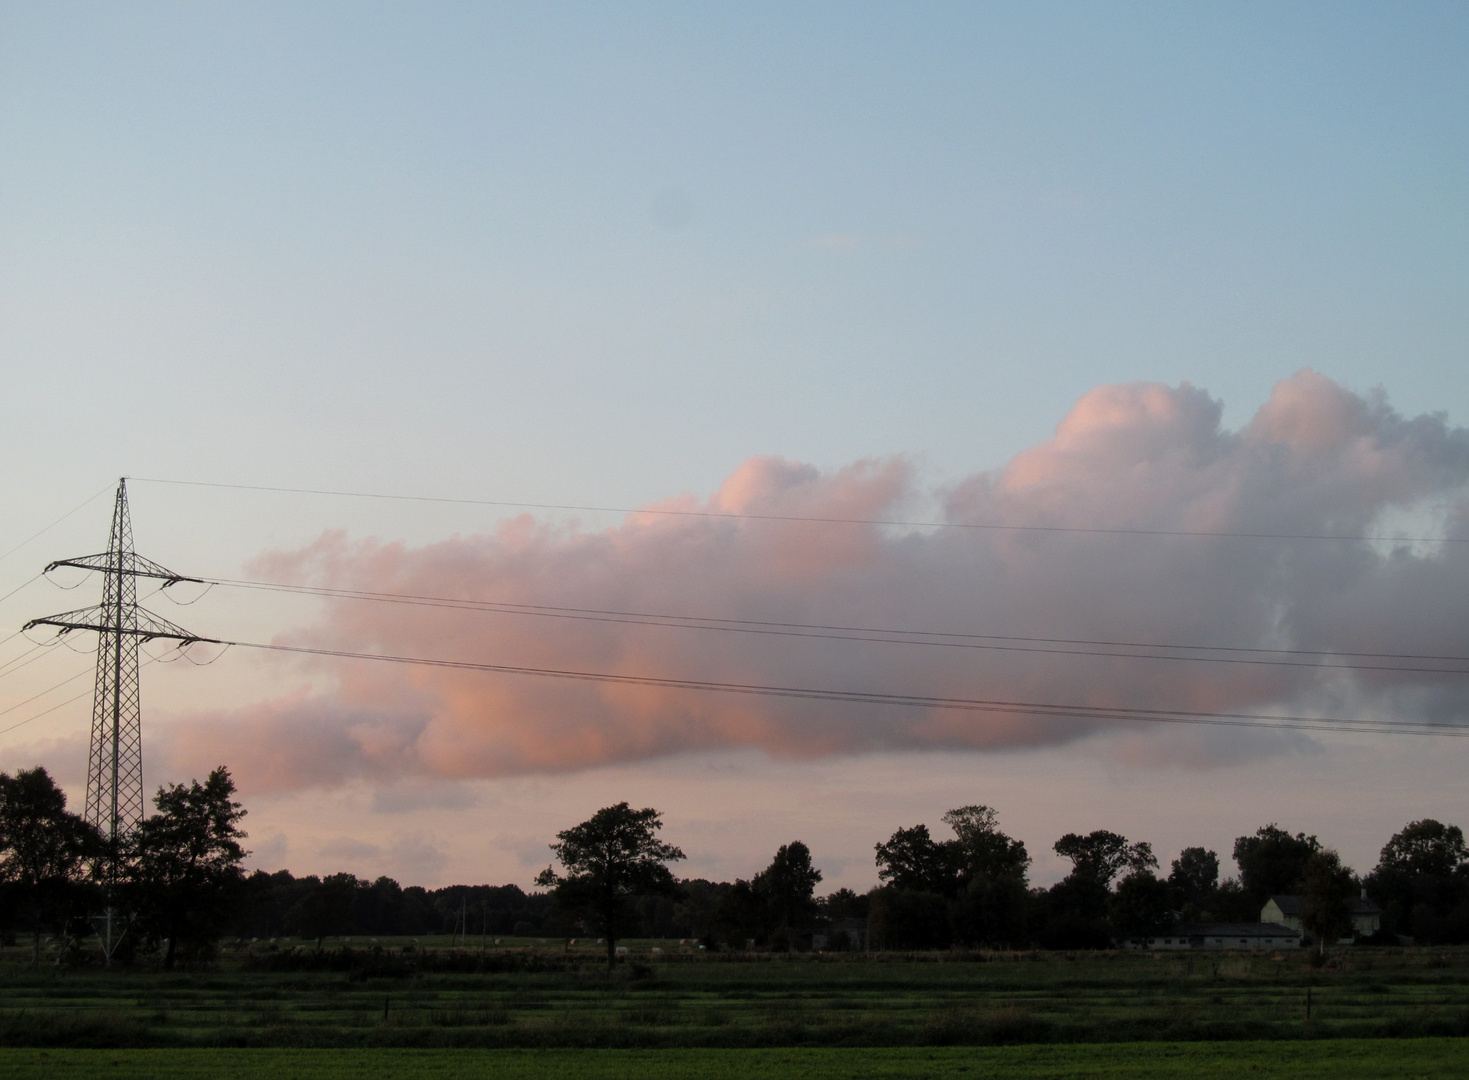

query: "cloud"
(247, 829), (290, 870)
(1, 731), (90, 795)
(319, 836), (381, 861)
(369, 780), (478, 814)
(310, 833), (447, 883)
(161, 371), (1469, 791)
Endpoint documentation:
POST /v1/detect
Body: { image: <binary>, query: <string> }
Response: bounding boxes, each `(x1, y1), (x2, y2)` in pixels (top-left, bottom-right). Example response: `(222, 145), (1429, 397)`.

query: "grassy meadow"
(1, 938), (1467, 1053)
(0, 1041), (1467, 1079)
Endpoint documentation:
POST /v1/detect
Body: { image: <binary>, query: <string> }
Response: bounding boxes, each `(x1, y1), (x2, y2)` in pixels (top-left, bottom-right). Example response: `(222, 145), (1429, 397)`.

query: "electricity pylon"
(25, 478), (213, 844)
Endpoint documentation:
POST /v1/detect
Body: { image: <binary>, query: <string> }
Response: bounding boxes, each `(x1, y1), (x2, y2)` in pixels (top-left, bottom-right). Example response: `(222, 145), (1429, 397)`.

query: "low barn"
(812, 918), (868, 951)
(1126, 923), (1302, 950)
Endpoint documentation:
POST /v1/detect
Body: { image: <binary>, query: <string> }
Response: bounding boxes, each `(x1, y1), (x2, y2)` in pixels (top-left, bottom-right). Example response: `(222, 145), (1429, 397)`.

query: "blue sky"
(2, 3), (1467, 887)
(4, 3), (1465, 510)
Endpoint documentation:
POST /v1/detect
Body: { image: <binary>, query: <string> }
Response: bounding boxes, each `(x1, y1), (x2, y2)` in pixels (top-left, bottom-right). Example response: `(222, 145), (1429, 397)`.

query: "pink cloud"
(161, 371), (1469, 792)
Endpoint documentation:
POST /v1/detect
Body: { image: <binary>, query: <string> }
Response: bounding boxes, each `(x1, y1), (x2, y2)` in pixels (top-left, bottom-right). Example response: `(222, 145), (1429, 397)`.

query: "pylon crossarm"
(24, 606), (219, 645)
(46, 552), (202, 586)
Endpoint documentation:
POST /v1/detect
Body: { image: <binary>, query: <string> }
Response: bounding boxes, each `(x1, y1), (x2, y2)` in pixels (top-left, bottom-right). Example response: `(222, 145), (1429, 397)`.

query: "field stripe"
(2, 1041), (1468, 1079)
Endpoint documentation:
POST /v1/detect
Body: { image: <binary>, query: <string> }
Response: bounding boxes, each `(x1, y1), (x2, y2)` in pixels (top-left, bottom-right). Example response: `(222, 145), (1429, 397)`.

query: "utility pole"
(25, 478), (214, 961)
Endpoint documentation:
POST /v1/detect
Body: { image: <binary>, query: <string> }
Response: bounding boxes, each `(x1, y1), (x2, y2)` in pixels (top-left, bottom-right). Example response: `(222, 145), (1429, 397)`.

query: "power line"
(0, 574), (43, 607)
(197, 576), (1469, 676)
(0, 686), (95, 739)
(0, 640), (55, 681)
(0, 666), (91, 720)
(130, 477), (1466, 544)
(230, 639), (1469, 738)
(0, 654), (162, 740)
(0, 484), (115, 566)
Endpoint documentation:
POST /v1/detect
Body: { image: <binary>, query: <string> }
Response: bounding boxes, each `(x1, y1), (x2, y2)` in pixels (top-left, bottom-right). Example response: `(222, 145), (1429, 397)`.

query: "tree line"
(530, 802), (1469, 965)
(0, 765), (245, 968)
(3, 767), (1467, 969)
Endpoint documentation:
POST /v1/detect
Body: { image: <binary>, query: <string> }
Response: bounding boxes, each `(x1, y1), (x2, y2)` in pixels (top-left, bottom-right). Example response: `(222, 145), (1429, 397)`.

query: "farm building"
(1125, 923), (1302, 950)
(1260, 893), (1381, 939)
(812, 918), (868, 951)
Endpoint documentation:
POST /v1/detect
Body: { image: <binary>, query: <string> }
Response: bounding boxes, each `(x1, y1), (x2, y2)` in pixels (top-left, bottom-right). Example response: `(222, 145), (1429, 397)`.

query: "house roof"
(1266, 894), (1381, 916)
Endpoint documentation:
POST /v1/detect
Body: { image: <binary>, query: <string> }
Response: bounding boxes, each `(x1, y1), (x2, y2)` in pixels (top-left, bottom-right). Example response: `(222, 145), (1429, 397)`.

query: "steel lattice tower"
(86, 482), (142, 835)
(26, 479), (212, 843)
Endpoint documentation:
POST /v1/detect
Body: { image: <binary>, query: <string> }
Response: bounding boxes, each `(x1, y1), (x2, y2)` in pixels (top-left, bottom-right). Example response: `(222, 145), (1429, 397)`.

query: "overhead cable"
(0, 484), (115, 566)
(0, 667), (92, 719)
(200, 576), (1469, 676)
(230, 640), (1469, 738)
(0, 574), (43, 607)
(0, 653), (161, 739)
(0, 640), (54, 681)
(129, 477), (1466, 544)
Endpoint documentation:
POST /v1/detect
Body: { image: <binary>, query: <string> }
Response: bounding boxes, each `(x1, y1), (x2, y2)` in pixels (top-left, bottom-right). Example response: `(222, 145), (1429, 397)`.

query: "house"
(812, 918), (868, 951)
(1260, 892), (1381, 940)
(1125, 923), (1301, 950)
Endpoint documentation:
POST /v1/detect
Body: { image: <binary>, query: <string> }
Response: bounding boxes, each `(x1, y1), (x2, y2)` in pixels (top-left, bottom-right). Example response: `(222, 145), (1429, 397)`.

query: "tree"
(867, 886), (950, 950)
(951, 870), (1030, 947)
(1233, 825), (1319, 907)
(1299, 849), (1356, 953)
(294, 873), (359, 947)
(0, 767), (101, 967)
(1366, 820), (1469, 943)
(1053, 831), (1156, 888)
(1376, 820), (1468, 878)
(944, 806), (1030, 946)
(1110, 870), (1174, 939)
(876, 807), (1030, 902)
(944, 805), (1031, 881)
(535, 803), (685, 971)
(125, 766), (248, 969)
(712, 878), (764, 949)
(875, 824), (954, 895)
(875, 807), (1031, 948)
(753, 841), (822, 946)
(1039, 831), (1155, 948)
(1168, 847), (1220, 911)
(819, 887), (868, 921)
(1207, 877), (1260, 923)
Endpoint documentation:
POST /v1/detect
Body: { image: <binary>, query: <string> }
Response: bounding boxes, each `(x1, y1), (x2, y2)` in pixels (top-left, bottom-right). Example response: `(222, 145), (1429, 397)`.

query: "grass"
(1, 941), (1467, 1050)
(1, 1040), (1467, 1078)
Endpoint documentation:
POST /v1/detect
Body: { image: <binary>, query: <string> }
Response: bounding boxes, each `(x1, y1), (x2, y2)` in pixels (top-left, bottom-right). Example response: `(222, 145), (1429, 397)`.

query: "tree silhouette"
(1300, 849), (1356, 953)
(1054, 831), (1156, 888)
(1233, 825), (1319, 906)
(536, 803), (684, 971)
(944, 805), (1031, 881)
(125, 766), (248, 969)
(1376, 820), (1468, 878)
(1168, 847), (1220, 912)
(753, 841), (822, 945)
(875, 823), (954, 895)
(0, 767), (101, 967)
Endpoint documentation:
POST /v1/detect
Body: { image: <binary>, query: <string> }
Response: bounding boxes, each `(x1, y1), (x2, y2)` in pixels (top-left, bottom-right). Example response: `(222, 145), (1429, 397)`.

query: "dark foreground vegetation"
(3, 1041), (1468, 1080)
(0, 942), (1466, 1050)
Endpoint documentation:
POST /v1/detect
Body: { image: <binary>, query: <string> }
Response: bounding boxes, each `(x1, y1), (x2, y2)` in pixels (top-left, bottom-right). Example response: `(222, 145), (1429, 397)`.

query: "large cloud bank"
(163, 372), (1469, 791)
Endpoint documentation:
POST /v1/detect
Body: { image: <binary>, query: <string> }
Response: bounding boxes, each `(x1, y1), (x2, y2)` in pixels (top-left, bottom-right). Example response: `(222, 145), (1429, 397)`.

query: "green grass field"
(2, 1041), (1467, 1079)
(2, 941), (1467, 1056)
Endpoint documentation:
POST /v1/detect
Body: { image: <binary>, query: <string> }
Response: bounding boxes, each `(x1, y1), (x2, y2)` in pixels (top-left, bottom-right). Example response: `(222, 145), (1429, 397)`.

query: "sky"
(1, 2), (1467, 892)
